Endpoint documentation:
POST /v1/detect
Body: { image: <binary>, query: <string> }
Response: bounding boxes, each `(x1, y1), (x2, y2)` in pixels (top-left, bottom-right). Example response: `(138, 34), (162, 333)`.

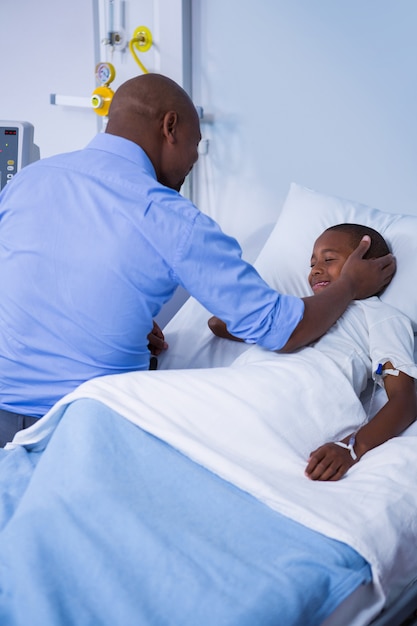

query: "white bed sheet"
(157, 296), (417, 624)
(10, 297), (417, 626)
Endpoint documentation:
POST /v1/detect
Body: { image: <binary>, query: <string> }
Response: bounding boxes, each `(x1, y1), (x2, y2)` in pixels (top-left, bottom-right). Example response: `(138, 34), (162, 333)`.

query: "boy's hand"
(207, 316), (243, 341)
(305, 442), (356, 481)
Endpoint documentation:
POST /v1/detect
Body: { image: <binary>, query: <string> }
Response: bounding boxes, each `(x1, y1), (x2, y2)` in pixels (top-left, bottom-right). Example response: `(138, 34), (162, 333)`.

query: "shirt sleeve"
(172, 211), (305, 351)
(363, 299), (417, 382)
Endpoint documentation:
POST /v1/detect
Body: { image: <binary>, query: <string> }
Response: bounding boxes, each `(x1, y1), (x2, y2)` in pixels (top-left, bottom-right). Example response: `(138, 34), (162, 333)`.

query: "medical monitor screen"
(0, 127), (18, 191)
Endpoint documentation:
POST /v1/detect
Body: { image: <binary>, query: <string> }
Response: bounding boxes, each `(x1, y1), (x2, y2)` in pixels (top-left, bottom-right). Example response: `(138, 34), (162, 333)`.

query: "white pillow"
(254, 183), (417, 330)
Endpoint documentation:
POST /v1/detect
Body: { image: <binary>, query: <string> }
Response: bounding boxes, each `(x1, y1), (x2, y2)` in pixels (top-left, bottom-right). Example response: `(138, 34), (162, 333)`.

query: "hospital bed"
(1, 183), (417, 625)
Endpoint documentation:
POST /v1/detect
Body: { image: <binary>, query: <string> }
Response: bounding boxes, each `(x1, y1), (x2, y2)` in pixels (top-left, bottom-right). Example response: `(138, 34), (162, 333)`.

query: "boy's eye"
(310, 256), (339, 268)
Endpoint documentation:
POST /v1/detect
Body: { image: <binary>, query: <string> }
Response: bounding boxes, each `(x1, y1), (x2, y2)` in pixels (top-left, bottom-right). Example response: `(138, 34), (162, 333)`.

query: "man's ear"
(162, 111), (178, 144)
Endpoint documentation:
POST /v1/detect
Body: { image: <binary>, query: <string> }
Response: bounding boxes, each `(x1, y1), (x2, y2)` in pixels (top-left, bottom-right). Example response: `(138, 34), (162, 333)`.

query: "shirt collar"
(85, 133), (157, 179)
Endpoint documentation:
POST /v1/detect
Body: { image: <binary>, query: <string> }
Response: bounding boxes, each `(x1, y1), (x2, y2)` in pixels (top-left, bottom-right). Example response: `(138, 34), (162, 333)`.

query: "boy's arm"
(352, 364), (417, 458)
(207, 316), (244, 342)
(305, 362), (417, 481)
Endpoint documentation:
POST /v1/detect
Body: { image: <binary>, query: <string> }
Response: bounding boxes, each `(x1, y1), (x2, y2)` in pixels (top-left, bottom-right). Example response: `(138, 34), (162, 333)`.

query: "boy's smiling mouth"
(312, 280), (330, 292)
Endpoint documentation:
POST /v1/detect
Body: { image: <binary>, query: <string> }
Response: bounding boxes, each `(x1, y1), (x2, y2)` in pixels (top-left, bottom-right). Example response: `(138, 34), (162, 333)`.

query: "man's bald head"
(105, 73), (201, 191)
(106, 74), (195, 135)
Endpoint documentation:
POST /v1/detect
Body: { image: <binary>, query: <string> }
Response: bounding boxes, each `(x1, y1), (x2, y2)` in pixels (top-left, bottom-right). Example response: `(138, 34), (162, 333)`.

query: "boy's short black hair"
(325, 223), (390, 259)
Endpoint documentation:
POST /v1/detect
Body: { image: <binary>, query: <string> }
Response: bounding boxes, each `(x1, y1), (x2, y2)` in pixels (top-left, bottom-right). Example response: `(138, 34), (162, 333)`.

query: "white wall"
(3, 1), (415, 228)
(0, 0), (97, 157)
(0, 0), (189, 157)
(192, 0), (417, 249)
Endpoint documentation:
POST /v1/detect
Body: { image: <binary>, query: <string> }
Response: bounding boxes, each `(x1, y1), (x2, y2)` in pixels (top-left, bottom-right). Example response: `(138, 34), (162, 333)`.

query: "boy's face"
(308, 230), (354, 294)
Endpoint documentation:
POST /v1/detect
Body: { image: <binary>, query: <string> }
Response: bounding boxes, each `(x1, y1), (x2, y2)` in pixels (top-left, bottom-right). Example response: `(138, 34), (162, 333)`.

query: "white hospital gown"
(233, 296), (417, 398)
(313, 296), (417, 395)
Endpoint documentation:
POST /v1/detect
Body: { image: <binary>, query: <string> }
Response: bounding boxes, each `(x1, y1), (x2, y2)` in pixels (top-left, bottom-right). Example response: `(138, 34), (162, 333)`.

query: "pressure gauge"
(95, 62), (116, 86)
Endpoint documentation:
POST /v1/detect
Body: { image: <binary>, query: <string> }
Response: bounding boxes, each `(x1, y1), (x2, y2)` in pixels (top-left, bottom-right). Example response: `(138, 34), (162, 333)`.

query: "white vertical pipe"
(153, 0), (192, 94)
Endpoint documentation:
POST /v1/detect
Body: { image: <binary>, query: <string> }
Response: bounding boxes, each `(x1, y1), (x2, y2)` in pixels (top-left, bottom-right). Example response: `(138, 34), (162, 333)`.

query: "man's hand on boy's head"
(340, 236), (396, 300)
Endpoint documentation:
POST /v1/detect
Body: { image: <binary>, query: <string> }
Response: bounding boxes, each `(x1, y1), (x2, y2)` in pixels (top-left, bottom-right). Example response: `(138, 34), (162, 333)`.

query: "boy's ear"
(162, 111), (178, 144)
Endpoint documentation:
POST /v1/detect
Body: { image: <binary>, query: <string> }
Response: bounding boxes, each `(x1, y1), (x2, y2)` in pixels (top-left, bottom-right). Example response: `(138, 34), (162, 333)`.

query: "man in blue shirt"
(0, 73), (395, 444)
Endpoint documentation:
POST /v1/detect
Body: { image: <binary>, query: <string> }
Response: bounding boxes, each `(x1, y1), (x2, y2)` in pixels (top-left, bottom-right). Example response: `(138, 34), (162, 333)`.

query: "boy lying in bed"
(209, 223), (417, 481)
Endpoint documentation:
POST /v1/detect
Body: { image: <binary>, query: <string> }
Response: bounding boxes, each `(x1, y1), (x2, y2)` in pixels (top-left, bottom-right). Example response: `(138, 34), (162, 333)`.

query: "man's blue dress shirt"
(0, 133), (304, 416)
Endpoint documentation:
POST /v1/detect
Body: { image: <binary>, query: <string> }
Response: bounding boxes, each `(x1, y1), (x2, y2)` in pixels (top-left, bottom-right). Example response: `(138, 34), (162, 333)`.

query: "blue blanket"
(0, 399), (371, 625)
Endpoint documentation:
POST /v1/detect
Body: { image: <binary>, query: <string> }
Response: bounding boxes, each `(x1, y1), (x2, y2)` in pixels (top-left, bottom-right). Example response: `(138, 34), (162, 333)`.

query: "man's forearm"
(278, 276), (355, 352)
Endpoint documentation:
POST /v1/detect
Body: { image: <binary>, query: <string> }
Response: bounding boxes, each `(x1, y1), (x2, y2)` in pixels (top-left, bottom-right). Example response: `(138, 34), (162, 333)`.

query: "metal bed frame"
(371, 579), (417, 626)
